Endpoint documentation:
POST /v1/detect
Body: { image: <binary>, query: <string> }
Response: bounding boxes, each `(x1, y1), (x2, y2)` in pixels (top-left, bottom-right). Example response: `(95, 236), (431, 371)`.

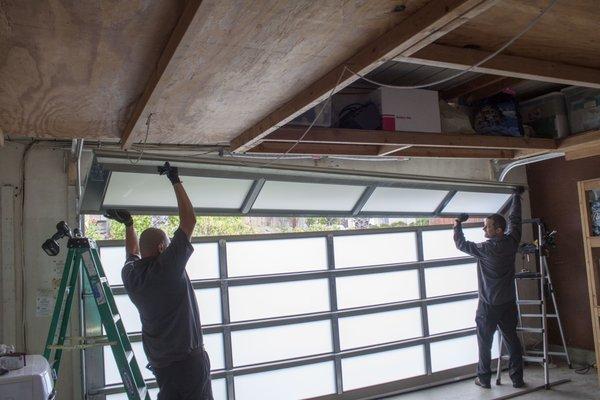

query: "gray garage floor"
(387, 364), (599, 400)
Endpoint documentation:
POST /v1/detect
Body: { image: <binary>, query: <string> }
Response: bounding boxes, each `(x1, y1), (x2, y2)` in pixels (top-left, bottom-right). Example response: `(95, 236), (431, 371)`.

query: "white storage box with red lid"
(0, 355), (55, 400)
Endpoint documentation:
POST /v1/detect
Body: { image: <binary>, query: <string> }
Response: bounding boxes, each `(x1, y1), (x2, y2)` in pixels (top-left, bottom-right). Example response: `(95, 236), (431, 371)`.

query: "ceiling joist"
(264, 127), (557, 151)
(248, 142), (514, 159)
(229, 0), (500, 153)
(395, 44), (600, 89)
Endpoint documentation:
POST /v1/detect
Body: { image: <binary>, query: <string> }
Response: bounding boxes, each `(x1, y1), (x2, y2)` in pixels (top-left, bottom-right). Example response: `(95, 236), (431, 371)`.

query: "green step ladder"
(42, 221), (151, 400)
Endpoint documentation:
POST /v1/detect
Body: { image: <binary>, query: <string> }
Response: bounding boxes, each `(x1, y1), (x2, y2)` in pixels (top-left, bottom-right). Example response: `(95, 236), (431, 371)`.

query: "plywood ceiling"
(0, 1), (186, 140)
(438, 0), (600, 69)
(1, 0), (600, 150)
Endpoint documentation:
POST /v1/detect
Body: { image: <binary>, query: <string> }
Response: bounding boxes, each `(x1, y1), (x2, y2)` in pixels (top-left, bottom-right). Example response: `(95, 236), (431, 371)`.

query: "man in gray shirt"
(105, 162), (213, 400)
(454, 191), (524, 389)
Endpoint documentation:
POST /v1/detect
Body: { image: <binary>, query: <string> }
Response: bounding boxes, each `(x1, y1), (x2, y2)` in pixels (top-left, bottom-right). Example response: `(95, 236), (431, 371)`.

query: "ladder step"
(139, 386), (148, 399)
(517, 300), (543, 305)
(113, 313), (121, 323)
(521, 313), (557, 318)
(126, 350), (134, 364)
(501, 355), (544, 363)
(517, 327), (544, 333)
(515, 272), (542, 279)
(99, 277), (109, 284)
(527, 350), (568, 356)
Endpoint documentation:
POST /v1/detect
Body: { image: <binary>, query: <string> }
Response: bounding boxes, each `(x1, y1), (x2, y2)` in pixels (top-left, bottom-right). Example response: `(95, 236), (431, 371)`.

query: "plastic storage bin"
(562, 86), (600, 134)
(519, 92), (570, 138)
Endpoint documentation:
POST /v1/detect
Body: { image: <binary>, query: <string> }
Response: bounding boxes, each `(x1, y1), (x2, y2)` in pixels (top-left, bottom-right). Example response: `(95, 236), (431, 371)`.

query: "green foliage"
(101, 215), (255, 240)
(301, 217), (344, 232)
(84, 220), (104, 241)
(411, 218), (431, 227)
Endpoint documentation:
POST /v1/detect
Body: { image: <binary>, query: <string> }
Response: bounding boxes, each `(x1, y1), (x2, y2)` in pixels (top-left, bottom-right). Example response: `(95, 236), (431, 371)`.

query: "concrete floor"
(387, 365), (599, 400)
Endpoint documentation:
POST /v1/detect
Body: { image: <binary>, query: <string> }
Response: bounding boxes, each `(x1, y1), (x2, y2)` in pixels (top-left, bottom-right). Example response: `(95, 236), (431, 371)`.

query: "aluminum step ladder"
(42, 221), (151, 400)
(496, 220), (571, 389)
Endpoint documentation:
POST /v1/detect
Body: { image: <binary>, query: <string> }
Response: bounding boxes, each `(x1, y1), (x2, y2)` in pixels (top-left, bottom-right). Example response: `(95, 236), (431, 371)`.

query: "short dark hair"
(486, 214), (507, 232)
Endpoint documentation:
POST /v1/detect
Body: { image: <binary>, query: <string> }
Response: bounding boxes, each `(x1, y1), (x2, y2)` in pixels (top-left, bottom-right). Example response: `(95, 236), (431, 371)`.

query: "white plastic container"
(0, 355), (55, 400)
(370, 88), (441, 133)
(562, 86), (600, 134)
(519, 92), (570, 138)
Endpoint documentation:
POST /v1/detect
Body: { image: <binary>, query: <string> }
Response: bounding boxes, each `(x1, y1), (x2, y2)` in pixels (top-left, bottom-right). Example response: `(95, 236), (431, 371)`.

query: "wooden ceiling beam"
(229, 0), (500, 152)
(441, 75), (521, 101)
(248, 142), (514, 159)
(395, 44), (600, 89)
(120, 0), (205, 149)
(265, 127), (557, 151)
(559, 129), (600, 160)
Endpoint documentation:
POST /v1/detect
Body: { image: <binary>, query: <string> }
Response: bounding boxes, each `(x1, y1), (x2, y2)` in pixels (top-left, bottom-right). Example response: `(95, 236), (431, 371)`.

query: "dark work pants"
(475, 300), (523, 385)
(152, 350), (213, 400)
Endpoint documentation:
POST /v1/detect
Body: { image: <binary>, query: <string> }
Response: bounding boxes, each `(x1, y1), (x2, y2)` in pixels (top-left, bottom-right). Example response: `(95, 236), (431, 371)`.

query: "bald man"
(105, 162), (213, 400)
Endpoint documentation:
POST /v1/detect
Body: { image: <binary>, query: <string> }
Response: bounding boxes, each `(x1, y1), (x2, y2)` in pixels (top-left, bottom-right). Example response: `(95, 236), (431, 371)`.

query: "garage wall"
(527, 155), (600, 352)
(0, 142), (81, 399)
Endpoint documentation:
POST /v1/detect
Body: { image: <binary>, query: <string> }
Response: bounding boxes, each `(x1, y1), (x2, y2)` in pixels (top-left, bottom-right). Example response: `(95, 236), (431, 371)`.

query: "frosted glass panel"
(362, 187), (449, 212)
(229, 279), (330, 321)
(336, 270), (419, 309)
(339, 308), (422, 350)
(333, 232), (417, 268)
(188, 242), (220, 280)
(234, 362), (335, 400)
(106, 388), (159, 400)
(204, 333), (225, 370)
(252, 181), (365, 211)
(104, 341), (150, 384)
(115, 295), (141, 333)
(194, 288), (222, 325)
(431, 334), (499, 372)
(227, 237), (327, 277)
(232, 320), (332, 366)
(422, 228), (485, 260)
(212, 378), (227, 400)
(425, 263), (478, 297)
(100, 246), (126, 285)
(342, 346), (425, 391)
(443, 191), (511, 214)
(104, 172), (254, 209)
(427, 298), (478, 335)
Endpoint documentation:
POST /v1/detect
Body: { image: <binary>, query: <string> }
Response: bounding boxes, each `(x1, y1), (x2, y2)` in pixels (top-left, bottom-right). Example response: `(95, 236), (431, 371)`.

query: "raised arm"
(104, 209), (140, 258)
(453, 216), (487, 259)
(159, 162), (197, 240)
(506, 191), (522, 243)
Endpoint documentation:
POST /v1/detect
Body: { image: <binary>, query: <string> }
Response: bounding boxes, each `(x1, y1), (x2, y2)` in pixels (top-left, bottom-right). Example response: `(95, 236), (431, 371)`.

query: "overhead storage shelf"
(82, 151), (517, 217)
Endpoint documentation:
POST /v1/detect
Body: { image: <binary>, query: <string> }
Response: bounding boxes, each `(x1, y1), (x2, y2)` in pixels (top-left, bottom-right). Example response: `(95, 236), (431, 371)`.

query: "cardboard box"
(371, 88), (441, 133)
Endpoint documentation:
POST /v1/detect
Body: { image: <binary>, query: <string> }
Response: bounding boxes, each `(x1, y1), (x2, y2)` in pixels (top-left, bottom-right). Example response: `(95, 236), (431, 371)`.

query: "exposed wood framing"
(577, 178), (600, 383)
(230, 0), (500, 152)
(248, 142), (514, 159)
(441, 75), (522, 101)
(120, 0), (205, 149)
(265, 127), (556, 150)
(559, 129), (600, 160)
(395, 44), (600, 88)
(0, 127), (4, 147)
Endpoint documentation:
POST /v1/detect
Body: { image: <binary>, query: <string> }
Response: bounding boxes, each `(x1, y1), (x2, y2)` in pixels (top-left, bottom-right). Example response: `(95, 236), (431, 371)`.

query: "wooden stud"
(441, 75), (509, 100)
(120, 0), (205, 149)
(577, 179), (600, 383)
(229, 0), (500, 152)
(396, 44), (600, 89)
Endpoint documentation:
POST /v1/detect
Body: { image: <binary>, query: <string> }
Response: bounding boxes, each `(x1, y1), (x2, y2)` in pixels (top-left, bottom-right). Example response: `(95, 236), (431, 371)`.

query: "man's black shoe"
(475, 377), (491, 389)
(512, 380), (526, 388)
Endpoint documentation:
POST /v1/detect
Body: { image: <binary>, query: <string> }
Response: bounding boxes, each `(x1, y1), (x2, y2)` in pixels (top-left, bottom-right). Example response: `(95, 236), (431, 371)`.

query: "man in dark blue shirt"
(105, 162), (213, 400)
(454, 192), (524, 389)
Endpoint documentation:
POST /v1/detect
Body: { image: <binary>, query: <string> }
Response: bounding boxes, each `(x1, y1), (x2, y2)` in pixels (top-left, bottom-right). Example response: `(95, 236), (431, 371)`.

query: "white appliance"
(0, 355), (55, 400)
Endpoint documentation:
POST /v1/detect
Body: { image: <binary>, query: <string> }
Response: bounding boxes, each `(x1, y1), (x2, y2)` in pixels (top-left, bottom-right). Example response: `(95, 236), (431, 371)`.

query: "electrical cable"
(127, 113), (153, 165)
(235, 0), (558, 162)
(344, 0), (559, 90)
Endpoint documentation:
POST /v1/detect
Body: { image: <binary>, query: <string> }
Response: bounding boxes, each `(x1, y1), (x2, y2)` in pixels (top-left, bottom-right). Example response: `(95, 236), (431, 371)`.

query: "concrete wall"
(527, 155), (600, 353)
(0, 142), (81, 399)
